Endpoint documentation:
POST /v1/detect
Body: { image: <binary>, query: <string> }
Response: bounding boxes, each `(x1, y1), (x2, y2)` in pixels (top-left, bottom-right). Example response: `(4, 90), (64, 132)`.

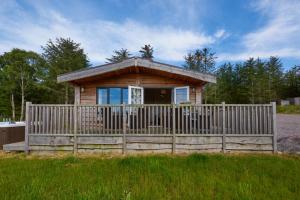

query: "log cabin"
(3, 57), (276, 154)
(57, 57), (217, 105)
(3, 58), (277, 153)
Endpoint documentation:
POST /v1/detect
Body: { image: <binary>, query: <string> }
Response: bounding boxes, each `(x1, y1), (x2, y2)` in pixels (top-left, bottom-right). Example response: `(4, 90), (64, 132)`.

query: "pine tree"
(254, 58), (268, 103)
(216, 63), (236, 103)
(283, 66), (300, 98)
(106, 48), (131, 63)
(184, 48), (217, 103)
(139, 44), (154, 59)
(183, 48), (216, 73)
(201, 48), (216, 73)
(183, 53), (197, 70)
(42, 38), (89, 104)
(265, 56), (284, 102)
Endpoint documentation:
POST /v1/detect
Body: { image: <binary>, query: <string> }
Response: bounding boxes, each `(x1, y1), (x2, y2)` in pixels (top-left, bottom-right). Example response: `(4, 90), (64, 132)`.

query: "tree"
(201, 48), (217, 73)
(265, 56), (284, 102)
(139, 44), (154, 59)
(184, 48), (217, 103)
(42, 38), (89, 104)
(183, 53), (197, 70)
(215, 63), (236, 103)
(106, 48), (131, 63)
(255, 58), (268, 103)
(204, 56), (288, 104)
(184, 48), (216, 73)
(0, 49), (45, 121)
(0, 58), (15, 120)
(283, 65), (300, 98)
(242, 58), (257, 103)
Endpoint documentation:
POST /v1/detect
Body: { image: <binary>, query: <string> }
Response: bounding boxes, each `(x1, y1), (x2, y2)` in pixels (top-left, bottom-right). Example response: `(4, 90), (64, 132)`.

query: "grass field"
(0, 153), (299, 200)
(277, 105), (300, 114)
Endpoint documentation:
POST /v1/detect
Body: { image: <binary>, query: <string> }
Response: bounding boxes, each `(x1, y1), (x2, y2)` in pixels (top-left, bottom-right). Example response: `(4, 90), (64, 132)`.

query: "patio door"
(128, 86), (144, 104)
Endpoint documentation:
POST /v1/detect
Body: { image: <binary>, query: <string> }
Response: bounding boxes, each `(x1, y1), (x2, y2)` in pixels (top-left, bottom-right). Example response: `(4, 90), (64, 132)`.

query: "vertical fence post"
(73, 103), (78, 154)
(271, 102), (277, 153)
(122, 104), (127, 154)
(222, 102), (226, 153)
(172, 104), (176, 154)
(25, 102), (31, 154)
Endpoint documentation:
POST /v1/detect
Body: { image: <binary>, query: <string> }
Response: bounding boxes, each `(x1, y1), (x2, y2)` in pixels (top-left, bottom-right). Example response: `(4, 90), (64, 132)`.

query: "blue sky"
(1, 0), (300, 69)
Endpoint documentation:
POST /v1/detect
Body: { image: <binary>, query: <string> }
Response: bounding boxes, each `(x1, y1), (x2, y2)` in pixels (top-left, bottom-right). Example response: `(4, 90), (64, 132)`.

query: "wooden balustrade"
(26, 103), (274, 136)
(24, 103), (277, 154)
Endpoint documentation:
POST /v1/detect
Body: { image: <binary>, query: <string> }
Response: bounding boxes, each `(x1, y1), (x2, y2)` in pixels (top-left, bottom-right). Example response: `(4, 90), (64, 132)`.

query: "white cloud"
(220, 0), (300, 61)
(0, 1), (224, 64)
(214, 29), (227, 39)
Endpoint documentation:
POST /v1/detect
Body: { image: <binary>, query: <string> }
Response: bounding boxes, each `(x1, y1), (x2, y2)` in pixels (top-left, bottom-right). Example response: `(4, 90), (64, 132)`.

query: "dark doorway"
(144, 88), (172, 104)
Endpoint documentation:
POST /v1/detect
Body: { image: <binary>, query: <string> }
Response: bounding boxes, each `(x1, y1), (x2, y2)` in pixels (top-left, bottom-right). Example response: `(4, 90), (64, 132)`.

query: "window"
(97, 88), (128, 104)
(174, 86), (189, 104)
(122, 88), (128, 104)
(109, 88), (121, 104)
(98, 88), (108, 104)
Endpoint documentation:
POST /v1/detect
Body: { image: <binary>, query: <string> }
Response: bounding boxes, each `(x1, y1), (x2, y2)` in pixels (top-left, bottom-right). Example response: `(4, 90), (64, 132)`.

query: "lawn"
(0, 153), (299, 200)
(277, 105), (300, 114)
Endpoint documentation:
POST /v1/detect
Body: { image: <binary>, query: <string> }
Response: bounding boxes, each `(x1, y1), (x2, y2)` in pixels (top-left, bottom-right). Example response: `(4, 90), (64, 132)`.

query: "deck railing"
(24, 102), (277, 153)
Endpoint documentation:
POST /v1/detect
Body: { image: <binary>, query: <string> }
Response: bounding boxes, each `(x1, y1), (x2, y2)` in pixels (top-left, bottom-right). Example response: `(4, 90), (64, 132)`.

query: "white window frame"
(128, 86), (144, 104)
(174, 86), (190, 104)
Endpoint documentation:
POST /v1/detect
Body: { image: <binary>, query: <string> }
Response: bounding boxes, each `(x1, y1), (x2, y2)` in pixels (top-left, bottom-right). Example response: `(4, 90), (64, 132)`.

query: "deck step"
(3, 141), (25, 152)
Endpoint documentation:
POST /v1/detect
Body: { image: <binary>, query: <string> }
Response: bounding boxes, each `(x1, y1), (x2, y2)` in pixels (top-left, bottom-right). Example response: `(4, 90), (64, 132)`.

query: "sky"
(0, 0), (300, 69)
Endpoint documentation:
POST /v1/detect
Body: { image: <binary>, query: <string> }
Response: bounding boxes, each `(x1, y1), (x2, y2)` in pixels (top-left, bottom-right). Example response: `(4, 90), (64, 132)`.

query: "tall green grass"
(0, 154), (299, 200)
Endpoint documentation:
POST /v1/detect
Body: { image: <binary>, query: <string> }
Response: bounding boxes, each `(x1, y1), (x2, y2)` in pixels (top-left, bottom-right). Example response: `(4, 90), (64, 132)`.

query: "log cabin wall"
(76, 73), (202, 104)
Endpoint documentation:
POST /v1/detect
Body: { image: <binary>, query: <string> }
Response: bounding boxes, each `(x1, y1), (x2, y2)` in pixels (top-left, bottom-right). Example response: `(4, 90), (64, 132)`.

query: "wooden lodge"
(11, 58), (277, 154)
(57, 57), (217, 105)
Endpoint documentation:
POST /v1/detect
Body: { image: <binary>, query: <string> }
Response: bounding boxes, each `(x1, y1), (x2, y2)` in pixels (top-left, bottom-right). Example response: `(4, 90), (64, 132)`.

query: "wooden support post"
(25, 102), (31, 154)
(73, 103), (78, 154)
(122, 104), (127, 154)
(272, 102), (277, 153)
(222, 102), (226, 153)
(172, 104), (176, 154)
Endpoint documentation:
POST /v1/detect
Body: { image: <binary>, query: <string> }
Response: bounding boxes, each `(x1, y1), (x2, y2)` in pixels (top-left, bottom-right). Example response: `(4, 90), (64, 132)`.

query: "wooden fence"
(25, 102), (277, 154)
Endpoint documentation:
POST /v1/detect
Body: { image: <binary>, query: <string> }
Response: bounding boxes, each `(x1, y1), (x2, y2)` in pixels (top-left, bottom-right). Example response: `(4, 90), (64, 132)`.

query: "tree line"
(0, 39), (154, 121)
(184, 48), (300, 104)
(0, 38), (89, 121)
(0, 38), (299, 121)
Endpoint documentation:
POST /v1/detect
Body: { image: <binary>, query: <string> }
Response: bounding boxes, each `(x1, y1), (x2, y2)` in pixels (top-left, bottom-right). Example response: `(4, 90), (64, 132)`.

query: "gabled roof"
(57, 57), (216, 83)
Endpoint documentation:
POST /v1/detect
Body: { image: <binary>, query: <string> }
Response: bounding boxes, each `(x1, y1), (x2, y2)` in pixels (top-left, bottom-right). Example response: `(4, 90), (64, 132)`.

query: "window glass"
(109, 88), (121, 104)
(98, 88), (108, 104)
(122, 88), (128, 104)
(175, 87), (188, 104)
(131, 88), (142, 104)
(97, 88), (128, 105)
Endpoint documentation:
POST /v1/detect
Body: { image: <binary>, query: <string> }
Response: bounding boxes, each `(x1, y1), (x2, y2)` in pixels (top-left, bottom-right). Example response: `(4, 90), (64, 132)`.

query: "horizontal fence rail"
(25, 102), (277, 153)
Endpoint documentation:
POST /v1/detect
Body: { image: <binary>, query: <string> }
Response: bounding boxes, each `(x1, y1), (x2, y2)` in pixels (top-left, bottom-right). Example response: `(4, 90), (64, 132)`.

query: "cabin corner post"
(172, 104), (176, 154)
(271, 102), (277, 153)
(195, 86), (202, 104)
(74, 86), (80, 104)
(222, 102), (226, 153)
(25, 101), (31, 154)
(73, 103), (78, 154)
(122, 104), (127, 154)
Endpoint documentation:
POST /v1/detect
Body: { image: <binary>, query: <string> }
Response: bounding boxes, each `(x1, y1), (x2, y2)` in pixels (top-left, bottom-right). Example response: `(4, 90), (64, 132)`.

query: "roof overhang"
(57, 57), (216, 84)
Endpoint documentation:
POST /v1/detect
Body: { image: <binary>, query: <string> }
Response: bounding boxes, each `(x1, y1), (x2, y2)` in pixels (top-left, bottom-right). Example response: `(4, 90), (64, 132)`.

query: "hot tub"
(0, 122), (25, 149)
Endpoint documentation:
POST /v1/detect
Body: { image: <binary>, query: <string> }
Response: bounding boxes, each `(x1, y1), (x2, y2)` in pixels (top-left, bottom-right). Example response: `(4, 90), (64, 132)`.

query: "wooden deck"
(23, 102), (277, 154)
